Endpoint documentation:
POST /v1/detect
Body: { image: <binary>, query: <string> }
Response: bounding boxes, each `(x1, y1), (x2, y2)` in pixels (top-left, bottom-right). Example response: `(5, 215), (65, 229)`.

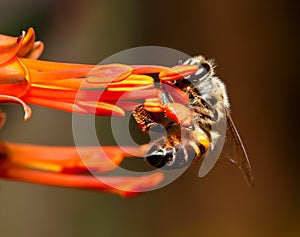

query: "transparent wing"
(223, 108), (254, 187)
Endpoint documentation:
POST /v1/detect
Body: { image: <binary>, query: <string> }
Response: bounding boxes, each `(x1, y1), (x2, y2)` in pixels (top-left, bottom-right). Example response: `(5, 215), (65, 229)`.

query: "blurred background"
(0, 0), (299, 236)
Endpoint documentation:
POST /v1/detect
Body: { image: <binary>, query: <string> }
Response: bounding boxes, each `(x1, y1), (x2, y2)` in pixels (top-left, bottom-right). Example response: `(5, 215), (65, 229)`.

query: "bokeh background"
(0, 0), (299, 236)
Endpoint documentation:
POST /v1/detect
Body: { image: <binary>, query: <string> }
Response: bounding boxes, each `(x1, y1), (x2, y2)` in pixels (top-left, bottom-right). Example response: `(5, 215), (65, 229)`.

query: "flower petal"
(0, 57), (28, 97)
(107, 74), (154, 91)
(21, 96), (84, 114)
(17, 27), (37, 58)
(24, 41), (44, 60)
(86, 64), (132, 84)
(0, 162), (163, 196)
(0, 95), (31, 120)
(20, 58), (94, 71)
(4, 143), (129, 173)
(80, 89), (159, 102)
(0, 143), (164, 196)
(131, 65), (170, 74)
(0, 30), (24, 64)
(77, 100), (125, 116)
(30, 68), (92, 87)
(159, 64), (199, 81)
(144, 98), (164, 113)
(161, 81), (189, 104)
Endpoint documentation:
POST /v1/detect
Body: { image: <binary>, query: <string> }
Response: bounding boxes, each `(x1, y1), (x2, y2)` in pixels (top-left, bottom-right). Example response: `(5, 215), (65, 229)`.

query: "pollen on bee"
(198, 133), (211, 150)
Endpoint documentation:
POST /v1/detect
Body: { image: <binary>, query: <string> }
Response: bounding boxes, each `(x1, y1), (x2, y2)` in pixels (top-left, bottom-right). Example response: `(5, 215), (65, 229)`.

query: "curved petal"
(77, 100), (125, 116)
(0, 30), (24, 64)
(17, 27), (36, 58)
(23, 41), (44, 60)
(0, 95), (31, 120)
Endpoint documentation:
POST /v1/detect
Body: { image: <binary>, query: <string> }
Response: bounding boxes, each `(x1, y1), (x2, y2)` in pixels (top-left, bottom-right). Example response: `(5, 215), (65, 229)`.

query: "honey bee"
(132, 55), (254, 186)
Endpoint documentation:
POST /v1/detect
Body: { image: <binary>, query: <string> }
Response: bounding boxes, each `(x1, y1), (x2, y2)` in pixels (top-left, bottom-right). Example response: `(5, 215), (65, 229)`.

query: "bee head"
(183, 55), (215, 83)
(184, 55), (230, 109)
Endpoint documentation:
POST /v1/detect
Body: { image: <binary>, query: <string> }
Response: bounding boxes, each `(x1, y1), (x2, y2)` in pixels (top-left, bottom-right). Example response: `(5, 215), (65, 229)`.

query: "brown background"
(0, 0), (299, 236)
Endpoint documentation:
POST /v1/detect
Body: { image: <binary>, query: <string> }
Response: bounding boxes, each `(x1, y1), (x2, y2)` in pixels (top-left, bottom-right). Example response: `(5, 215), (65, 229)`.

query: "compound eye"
(201, 63), (211, 72)
(187, 63), (210, 83)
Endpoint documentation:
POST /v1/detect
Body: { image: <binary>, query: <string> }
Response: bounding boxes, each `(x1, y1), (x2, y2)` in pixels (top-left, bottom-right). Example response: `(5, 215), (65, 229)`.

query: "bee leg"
(132, 104), (161, 132)
(164, 103), (194, 128)
(159, 90), (194, 128)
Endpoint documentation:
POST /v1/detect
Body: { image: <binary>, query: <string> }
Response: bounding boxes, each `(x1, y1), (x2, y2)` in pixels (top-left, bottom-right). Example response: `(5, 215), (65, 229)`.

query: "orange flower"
(0, 28), (198, 196)
(0, 28), (198, 119)
(0, 140), (163, 197)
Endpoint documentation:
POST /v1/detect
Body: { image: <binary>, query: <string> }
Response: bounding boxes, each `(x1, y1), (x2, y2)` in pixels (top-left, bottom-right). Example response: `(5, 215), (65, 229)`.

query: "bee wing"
(223, 108), (254, 187)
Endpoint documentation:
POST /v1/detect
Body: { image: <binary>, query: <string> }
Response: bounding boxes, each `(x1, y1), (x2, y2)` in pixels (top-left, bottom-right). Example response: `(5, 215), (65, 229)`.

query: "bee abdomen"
(146, 140), (204, 169)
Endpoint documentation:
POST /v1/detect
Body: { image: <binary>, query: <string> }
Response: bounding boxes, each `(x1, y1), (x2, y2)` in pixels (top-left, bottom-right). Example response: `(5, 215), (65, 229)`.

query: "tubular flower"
(0, 137), (163, 197)
(0, 28), (198, 196)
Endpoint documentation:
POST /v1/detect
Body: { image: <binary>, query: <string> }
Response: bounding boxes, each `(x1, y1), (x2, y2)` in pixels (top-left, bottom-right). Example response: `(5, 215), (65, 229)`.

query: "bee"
(132, 55), (254, 186)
